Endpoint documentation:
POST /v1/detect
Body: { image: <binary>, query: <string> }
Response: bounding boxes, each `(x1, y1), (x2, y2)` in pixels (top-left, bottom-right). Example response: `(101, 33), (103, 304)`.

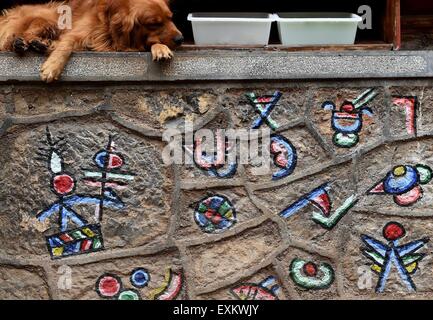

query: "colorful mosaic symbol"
(279, 183), (358, 230)
(367, 164), (433, 207)
(96, 268), (173, 300)
(35, 128), (134, 259)
(289, 258), (335, 290)
(270, 134), (297, 180)
(194, 195), (236, 233)
(46, 224), (104, 259)
(393, 96), (418, 136)
(96, 270), (143, 300)
(82, 135), (135, 222)
(231, 276), (280, 300)
(149, 269), (183, 300)
(322, 88), (377, 148)
(185, 131), (237, 179)
(246, 91), (282, 131)
(37, 190), (125, 233)
(361, 222), (429, 293)
(36, 127), (83, 232)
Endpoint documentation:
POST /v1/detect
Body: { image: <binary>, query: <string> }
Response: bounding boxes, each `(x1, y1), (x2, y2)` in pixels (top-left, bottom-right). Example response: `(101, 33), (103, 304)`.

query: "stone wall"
(1, 79), (433, 300)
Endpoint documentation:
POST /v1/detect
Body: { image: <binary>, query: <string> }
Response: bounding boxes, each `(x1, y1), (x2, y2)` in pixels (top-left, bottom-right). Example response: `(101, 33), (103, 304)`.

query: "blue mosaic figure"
(37, 189), (125, 231)
(361, 222), (429, 293)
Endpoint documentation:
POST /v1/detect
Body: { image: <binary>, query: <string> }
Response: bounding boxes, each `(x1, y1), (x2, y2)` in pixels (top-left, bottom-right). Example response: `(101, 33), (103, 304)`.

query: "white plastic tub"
(274, 12), (362, 46)
(188, 13), (274, 46)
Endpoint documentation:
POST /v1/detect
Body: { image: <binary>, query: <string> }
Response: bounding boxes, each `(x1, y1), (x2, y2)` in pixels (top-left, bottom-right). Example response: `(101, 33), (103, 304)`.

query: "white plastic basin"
(274, 12), (362, 46)
(188, 13), (274, 46)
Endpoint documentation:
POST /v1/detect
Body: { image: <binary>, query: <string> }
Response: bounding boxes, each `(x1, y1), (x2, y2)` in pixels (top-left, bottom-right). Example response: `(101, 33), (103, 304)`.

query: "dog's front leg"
(40, 36), (75, 83)
(151, 43), (173, 61)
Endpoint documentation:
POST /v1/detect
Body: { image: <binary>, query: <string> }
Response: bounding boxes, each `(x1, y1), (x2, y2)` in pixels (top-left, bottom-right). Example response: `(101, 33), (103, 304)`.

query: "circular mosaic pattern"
(194, 195), (237, 233)
(417, 164), (433, 184)
(333, 133), (359, 148)
(130, 268), (150, 288)
(303, 262), (318, 277)
(94, 151), (124, 169)
(118, 289), (141, 300)
(383, 222), (406, 241)
(384, 165), (418, 194)
(96, 274), (122, 298)
(51, 173), (76, 196)
(289, 258), (335, 290)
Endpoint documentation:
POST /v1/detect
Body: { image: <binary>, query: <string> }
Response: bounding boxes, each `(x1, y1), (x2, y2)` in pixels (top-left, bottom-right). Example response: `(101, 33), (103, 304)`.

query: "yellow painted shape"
(406, 262), (418, 274)
(238, 293), (247, 300)
(52, 247), (64, 256)
(225, 210), (233, 219)
(81, 227), (95, 237)
(371, 264), (382, 273)
(149, 269), (171, 300)
(393, 166), (406, 177)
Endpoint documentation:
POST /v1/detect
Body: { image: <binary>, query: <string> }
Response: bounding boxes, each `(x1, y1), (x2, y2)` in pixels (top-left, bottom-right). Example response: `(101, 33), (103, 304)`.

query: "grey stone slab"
(0, 50), (431, 82)
(0, 52), (150, 82)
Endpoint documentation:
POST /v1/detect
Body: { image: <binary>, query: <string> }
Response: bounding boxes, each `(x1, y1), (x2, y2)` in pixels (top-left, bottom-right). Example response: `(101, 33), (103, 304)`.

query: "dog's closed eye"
(146, 22), (163, 30)
(136, 16), (164, 30)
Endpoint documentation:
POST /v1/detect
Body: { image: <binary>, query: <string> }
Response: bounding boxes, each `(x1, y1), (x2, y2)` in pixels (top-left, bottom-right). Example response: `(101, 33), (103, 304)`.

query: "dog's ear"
(98, 0), (134, 31)
(98, 0), (134, 48)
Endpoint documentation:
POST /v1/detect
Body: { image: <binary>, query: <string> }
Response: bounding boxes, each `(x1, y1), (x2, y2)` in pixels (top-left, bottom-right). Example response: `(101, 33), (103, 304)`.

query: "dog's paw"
(12, 37), (28, 54)
(30, 39), (51, 53)
(40, 59), (63, 83)
(151, 44), (173, 61)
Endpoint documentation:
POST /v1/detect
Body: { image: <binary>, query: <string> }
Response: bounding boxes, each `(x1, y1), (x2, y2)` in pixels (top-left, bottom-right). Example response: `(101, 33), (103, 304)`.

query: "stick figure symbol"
(246, 91), (282, 130)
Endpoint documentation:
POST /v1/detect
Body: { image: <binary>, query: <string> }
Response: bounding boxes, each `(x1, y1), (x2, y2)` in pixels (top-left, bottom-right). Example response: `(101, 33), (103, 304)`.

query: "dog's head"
(98, 0), (183, 51)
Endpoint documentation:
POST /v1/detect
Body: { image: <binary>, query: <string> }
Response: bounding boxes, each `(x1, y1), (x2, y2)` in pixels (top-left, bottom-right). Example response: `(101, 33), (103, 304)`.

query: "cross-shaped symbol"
(245, 91), (282, 131)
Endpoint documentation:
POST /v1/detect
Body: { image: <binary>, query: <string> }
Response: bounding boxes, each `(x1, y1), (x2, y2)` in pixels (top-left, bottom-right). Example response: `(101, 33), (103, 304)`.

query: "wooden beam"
(384, 0), (401, 50)
(179, 42), (394, 52)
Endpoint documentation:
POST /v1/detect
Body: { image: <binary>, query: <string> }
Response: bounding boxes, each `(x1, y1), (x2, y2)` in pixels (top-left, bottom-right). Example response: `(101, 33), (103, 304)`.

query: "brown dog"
(0, 0), (183, 82)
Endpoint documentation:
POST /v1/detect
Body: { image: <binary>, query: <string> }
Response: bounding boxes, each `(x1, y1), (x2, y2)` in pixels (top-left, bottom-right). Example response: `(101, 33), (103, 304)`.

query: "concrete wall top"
(0, 50), (432, 82)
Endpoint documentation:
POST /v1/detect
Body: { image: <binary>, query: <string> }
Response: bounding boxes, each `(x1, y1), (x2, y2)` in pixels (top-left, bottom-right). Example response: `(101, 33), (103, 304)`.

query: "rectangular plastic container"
(274, 12), (362, 46)
(187, 13), (274, 46)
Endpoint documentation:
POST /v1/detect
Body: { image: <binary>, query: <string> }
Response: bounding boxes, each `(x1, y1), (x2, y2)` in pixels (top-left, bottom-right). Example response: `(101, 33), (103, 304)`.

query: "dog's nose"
(173, 35), (184, 46)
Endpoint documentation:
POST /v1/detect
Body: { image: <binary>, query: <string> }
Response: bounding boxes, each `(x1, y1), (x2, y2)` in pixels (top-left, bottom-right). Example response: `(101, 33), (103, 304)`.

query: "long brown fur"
(0, 0), (183, 82)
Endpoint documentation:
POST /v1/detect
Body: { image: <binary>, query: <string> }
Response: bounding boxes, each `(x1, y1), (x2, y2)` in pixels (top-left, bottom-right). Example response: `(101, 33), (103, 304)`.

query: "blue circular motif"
(94, 151), (109, 168)
(130, 268), (150, 288)
(383, 165), (419, 195)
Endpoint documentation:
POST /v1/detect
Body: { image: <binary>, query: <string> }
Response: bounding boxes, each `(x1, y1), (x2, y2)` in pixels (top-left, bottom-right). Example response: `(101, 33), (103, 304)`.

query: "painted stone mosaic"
(2, 82), (433, 300)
